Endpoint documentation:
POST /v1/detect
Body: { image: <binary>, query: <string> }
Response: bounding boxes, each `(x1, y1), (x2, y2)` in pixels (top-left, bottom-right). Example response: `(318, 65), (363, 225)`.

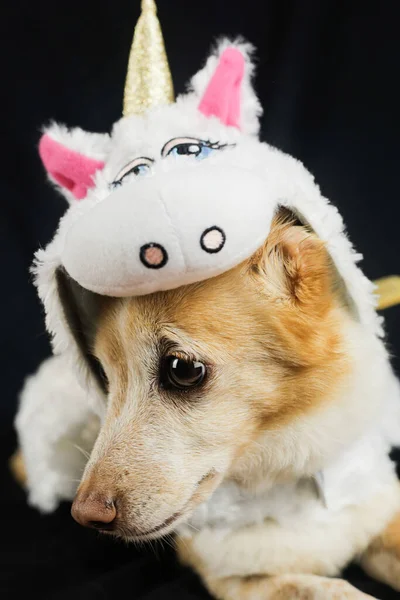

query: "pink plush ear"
(198, 48), (245, 129)
(39, 134), (105, 200)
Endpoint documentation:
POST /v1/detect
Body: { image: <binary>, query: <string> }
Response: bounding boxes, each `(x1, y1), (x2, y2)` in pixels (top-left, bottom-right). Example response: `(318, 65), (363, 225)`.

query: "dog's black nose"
(140, 243), (168, 269)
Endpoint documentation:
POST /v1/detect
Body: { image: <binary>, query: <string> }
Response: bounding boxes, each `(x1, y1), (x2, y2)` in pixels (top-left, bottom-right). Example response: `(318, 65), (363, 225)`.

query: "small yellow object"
(374, 276), (400, 310)
(9, 449), (27, 487)
(123, 0), (174, 116)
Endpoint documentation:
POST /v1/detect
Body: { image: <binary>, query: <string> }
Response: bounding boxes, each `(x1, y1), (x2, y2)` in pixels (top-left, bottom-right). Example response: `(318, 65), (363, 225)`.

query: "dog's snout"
(71, 492), (117, 530)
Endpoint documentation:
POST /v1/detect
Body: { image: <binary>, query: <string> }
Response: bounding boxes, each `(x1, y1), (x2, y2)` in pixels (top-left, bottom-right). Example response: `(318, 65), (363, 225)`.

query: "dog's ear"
(249, 208), (344, 366)
(56, 268), (109, 392)
(253, 208), (335, 315)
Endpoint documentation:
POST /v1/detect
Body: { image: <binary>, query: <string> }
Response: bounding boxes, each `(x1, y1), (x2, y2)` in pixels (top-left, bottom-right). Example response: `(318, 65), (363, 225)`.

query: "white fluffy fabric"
(15, 355), (99, 512)
(41, 123), (110, 204)
(187, 38), (263, 136)
(42, 123), (110, 161)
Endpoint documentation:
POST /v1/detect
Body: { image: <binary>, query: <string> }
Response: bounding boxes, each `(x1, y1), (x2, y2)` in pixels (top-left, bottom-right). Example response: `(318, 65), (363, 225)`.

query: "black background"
(1, 0), (400, 598)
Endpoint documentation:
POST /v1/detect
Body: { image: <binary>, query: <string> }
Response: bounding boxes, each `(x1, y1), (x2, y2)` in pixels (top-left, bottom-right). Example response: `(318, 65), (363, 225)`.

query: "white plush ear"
(39, 123), (110, 204)
(188, 39), (262, 136)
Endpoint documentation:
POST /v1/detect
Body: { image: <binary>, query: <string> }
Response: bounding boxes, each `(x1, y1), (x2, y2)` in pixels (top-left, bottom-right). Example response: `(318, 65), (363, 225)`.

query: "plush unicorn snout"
(60, 164), (273, 297)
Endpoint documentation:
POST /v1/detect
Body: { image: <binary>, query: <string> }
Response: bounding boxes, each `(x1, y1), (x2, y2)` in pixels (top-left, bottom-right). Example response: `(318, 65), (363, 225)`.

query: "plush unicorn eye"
(112, 157), (153, 188)
(161, 137), (225, 161)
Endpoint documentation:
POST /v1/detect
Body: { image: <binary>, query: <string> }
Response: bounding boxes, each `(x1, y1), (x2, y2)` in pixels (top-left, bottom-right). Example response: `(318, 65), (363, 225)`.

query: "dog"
(14, 38), (400, 599)
(52, 207), (399, 599)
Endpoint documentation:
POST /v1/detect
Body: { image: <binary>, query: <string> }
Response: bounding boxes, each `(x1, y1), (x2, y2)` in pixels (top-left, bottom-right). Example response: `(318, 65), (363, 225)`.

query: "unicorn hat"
(35, 0), (382, 394)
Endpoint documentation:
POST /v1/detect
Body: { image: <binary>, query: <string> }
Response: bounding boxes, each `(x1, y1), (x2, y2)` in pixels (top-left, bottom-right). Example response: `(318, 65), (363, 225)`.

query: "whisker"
(71, 443), (91, 460)
(175, 533), (191, 555)
(186, 522), (200, 533)
(164, 532), (176, 550)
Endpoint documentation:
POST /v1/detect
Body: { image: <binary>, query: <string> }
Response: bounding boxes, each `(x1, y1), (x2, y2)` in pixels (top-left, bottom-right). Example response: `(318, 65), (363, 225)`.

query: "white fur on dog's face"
(73, 211), (358, 541)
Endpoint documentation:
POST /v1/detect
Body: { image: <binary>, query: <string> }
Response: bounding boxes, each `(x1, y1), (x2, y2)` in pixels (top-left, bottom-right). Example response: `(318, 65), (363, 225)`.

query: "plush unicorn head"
(38, 39), (270, 297)
(34, 1), (382, 404)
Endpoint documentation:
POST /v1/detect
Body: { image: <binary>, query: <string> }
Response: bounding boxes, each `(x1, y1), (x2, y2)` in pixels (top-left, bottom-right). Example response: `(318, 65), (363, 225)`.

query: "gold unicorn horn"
(123, 0), (174, 116)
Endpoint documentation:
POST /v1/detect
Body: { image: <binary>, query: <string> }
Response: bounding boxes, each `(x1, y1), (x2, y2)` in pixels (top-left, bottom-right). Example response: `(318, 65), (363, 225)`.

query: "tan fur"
(361, 511), (400, 591)
(86, 211), (351, 514)
(78, 211), (352, 519)
(9, 449), (27, 487)
(203, 574), (375, 600)
(176, 537), (373, 599)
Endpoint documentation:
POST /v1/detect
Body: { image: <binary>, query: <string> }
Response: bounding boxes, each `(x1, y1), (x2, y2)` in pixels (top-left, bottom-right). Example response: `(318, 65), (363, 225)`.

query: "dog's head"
(66, 208), (357, 540)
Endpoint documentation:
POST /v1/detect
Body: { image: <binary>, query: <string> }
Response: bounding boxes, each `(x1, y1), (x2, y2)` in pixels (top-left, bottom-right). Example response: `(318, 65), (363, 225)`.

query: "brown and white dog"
(44, 208), (399, 599)
(13, 36), (400, 600)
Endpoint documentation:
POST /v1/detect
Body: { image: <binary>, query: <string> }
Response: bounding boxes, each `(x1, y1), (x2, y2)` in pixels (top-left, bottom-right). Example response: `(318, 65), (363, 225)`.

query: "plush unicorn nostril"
(200, 226), (226, 254)
(140, 243), (168, 269)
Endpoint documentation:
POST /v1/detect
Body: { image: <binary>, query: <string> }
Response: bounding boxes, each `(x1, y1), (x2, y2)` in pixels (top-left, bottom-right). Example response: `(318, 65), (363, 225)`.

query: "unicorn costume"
(15, 0), (400, 523)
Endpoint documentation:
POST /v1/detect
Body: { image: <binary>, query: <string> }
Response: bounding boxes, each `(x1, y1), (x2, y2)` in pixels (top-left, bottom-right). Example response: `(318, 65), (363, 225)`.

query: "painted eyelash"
(111, 157), (154, 187)
(203, 140), (226, 149)
(161, 137), (234, 157)
(203, 139), (238, 150)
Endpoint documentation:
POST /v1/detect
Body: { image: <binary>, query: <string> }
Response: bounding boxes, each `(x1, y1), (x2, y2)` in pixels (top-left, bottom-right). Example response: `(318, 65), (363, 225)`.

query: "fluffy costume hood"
(33, 40), (382, 406)
(16, 38), (396, 514)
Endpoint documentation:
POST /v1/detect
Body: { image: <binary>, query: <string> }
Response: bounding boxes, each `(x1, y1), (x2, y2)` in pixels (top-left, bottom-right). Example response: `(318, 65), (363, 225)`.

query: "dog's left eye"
(160, 356), (206, 390)
(162, 137), (224, 161)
